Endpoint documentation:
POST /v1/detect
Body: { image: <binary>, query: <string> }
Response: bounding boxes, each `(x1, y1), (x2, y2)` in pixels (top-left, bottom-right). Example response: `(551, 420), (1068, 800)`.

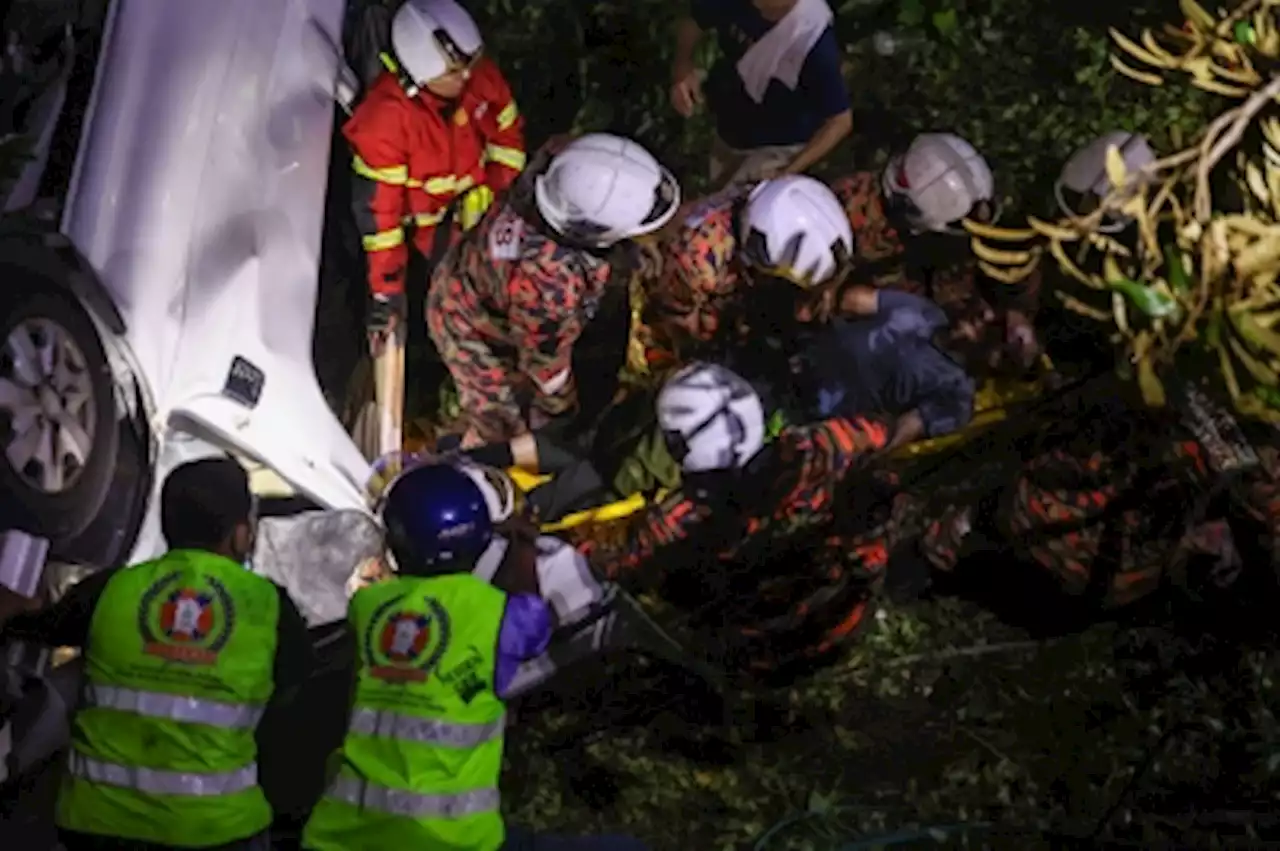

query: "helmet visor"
(432, 27), (481, 74)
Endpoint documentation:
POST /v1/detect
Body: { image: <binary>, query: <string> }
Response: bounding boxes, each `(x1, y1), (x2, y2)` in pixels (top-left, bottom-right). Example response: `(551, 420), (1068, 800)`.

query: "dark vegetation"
(446, 0), (1280, 847)
(3, 0), (1277, 846)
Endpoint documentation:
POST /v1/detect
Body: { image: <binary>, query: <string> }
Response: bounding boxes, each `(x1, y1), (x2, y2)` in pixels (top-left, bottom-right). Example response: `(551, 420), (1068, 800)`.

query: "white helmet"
(740, 176), (855, 290)
(390, 0), (482, 89)
(535, 133), (681, 248)
(657, 363), (765, 474)
(1055, 131), (1155, 233)
(883, 133), (996, 234)
(454, 460), (517, 523)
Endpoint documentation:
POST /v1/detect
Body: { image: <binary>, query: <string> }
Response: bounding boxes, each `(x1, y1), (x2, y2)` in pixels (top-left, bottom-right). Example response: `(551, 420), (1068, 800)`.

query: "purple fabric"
(495, 593), (552, 697)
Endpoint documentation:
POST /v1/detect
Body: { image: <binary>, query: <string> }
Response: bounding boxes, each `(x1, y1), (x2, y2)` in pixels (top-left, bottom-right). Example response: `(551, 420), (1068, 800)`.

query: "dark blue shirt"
(691, 0), (850, 149)
(800, 290), (975, 438)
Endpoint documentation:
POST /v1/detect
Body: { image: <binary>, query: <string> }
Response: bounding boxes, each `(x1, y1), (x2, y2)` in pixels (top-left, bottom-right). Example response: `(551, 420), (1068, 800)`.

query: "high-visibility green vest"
(302, 573), (507, 851)
(56, 549), (279, 847)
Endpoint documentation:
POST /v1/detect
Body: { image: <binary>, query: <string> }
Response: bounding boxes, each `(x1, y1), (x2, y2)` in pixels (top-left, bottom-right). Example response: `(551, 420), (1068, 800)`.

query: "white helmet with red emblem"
(882, 133), (995, 234)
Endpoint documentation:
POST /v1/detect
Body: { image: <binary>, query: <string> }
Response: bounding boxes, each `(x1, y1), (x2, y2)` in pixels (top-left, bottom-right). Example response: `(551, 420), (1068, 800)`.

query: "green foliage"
(465, 0), (1219, 214)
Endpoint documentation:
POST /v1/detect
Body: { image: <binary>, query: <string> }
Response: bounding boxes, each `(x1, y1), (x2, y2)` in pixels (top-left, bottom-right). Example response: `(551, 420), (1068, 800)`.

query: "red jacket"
(343, 57), (525, 297)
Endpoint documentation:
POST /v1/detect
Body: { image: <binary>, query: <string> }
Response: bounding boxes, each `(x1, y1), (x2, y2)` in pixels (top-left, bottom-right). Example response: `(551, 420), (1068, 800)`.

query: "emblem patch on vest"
(365, 594), (451, 683)
(488, 211), (524, 262)
(138, 572), (236, 665)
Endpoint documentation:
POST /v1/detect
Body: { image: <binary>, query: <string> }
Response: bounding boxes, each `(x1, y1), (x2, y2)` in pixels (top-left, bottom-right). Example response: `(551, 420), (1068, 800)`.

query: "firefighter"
(427, 132), (681, 449)
(649, 173), (853, 351)
(579, 362), (896, 678)
(3, 458), (313, 851)
(344, 0), (526, 345)
(830, 132), (1041, 375)
(302, 462), (648, 851)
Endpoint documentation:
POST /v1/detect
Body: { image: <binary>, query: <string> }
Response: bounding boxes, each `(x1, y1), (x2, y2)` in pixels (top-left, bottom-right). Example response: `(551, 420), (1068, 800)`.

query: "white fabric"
(533, 536), (604, 624)
(735, 0), (834, 104)
(471, 534), (602, 625)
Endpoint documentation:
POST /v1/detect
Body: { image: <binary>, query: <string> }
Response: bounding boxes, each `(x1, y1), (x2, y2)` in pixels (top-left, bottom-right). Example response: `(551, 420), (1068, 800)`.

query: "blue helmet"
(381, 463), (493, 575)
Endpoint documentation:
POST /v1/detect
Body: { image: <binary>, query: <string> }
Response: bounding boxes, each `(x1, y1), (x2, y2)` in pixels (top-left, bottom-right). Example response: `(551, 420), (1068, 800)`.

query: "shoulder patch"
(488, 210), (526, 261)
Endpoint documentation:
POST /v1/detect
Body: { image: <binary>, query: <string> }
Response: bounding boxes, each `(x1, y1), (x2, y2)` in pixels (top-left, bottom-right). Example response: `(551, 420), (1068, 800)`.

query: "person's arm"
(902, 343), (977, 441)
(508, 258), (591, 421)
(343, 83), (412, 299)
(493, 593), (552, 699)
(805, 416), (893, 479)
(472, 58), (526, 192)
(670, 12), (707, 117)
(782, 31), (853, 176)
(578, 491), (713, 591)
(2, 566), (120, 648)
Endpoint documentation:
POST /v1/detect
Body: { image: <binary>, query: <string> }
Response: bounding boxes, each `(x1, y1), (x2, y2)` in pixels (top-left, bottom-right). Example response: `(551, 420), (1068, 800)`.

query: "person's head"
(534, 133), (681, 250)
(454, 460), (525, 525)
(658, 362), (766, 474)
(1054, 131), (1155, 232)
(882, 133), (996, 236)
(390, 0), (483, 100)
(160, 457), (256, 562)
(380, 463), (493, 576)
(739, 175), (855, 325)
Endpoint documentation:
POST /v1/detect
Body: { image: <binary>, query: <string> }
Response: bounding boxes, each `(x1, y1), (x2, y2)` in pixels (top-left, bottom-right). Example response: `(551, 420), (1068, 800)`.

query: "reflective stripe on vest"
(348, 707), (504, 748)
(325, 774), (499, 820)
(87, 685), (264, 730)
(68, 753), (258, 797)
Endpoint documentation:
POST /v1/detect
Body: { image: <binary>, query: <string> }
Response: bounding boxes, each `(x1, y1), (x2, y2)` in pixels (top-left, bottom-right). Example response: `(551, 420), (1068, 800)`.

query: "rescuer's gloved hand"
(366, 292), (406, 352)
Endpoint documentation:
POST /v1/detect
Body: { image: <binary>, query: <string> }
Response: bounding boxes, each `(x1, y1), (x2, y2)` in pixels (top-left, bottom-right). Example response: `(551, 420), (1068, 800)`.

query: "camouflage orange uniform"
(578, 415), (893, 676)
(427, 177), (616, 444)
(912, 391), (1280, 609)
(647, 185), (753, 345)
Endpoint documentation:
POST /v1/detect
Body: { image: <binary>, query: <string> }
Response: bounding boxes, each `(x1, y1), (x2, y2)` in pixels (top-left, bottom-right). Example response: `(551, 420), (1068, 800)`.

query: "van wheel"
(0, 284), (117, 541)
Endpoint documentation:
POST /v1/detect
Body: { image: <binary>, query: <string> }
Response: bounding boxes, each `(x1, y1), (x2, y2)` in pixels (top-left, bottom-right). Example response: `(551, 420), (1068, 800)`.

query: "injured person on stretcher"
(458, 284), (975, 522)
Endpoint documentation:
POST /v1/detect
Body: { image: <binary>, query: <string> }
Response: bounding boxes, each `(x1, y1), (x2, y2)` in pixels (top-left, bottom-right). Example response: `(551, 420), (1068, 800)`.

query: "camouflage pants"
(723, 531), (888, 679)
(918, 437), (1274, 609)
(426, 270), (527, 445)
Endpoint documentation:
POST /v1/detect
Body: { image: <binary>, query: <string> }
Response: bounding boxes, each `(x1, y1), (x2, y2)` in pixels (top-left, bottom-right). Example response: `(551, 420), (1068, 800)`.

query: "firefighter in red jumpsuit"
(343, 0), (526, 339)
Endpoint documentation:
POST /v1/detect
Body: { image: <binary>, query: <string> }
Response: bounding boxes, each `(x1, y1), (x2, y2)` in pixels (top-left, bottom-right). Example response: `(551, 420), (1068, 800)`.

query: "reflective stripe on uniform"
(459, 186), (494, 231)
(496, 102), (519, 131)
(485, 145), (526, 171)
(409, 210), (448, 229)
(68, 753), (258, 797)
(363, 227), (405, 251)
(352, 155), (409, 186)
(325, 774), (499, 820)
(86, 685), (263, 730)
(534, 368), (571, 395)
(422, 174), (475, 196)
(348, 708), (504, 748)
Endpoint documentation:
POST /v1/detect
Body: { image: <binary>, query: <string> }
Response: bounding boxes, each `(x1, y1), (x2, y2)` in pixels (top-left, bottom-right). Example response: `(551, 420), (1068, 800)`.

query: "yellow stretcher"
(506, 370), (1052, 534)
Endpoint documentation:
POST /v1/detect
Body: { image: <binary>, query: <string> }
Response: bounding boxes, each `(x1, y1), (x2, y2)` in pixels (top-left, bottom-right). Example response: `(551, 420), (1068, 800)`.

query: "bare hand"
(670, 60), (702, 117)
(838, 285), (879, 317)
